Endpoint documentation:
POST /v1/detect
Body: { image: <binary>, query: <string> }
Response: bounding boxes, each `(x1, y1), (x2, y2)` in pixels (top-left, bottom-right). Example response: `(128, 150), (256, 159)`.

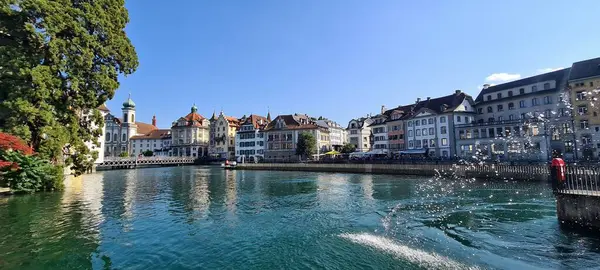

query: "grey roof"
(475, 68), (570, 102)
(569, 57), (600, 81)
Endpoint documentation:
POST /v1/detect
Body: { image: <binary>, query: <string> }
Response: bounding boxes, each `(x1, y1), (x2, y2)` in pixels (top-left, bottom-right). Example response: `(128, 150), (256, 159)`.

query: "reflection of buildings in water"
(122, 170), (137, 221)
(81, 173), (105, 236)
(360, 175), (374, 201)
(189, 168), (210, 217)
(316, 174), (351, 205)
(224, 169), (237, 215)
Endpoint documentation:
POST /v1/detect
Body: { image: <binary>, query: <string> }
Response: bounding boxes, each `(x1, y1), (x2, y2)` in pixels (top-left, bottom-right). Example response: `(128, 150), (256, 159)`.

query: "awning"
(325, 150), (341, 155)
(399, 149), (427, 154)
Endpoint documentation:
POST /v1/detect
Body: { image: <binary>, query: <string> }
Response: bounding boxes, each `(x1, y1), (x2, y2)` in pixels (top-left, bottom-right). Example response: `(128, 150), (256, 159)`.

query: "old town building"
(347, 116), (374, 152)
(209, 111), (240, 159)
(263, 114), (329, 161)
(171, 104), (210, 157)
(103, 96), (157, 157)
(235, 114), (270, 162)
(568, 57), (600, 159)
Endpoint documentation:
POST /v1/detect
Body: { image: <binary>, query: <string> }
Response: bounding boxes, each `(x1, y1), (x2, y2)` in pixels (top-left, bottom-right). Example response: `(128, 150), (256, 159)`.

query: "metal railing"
(556, 166), (600, 195)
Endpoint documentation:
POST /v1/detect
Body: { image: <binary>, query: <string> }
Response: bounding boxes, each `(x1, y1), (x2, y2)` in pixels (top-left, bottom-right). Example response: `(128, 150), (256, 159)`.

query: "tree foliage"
(341, 143), (356, 154)
(0, 0), (138, 176)
(118, 152), (128, 158)
(0, 150), (63, 193)
(296, 132), (317, 159)
(142, 150), (153, 157)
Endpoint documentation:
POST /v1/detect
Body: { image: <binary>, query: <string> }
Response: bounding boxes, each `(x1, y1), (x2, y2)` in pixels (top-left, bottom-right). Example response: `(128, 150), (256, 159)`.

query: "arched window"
(132, 114), (135, 122)
(113, 133), (118, 141)
(122, 134), (127, 142)
(487, 106), (493, 113)
(106, 132), (111, 141)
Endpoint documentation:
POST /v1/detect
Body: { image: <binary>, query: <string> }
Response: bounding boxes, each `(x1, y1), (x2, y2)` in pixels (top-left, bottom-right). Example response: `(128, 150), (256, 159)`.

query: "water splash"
(339, 233), (479, 270)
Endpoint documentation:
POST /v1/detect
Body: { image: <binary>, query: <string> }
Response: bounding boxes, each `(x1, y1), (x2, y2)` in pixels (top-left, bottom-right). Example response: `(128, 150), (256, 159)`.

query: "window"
(497, 104), (504, 111)
(415, 140), (422, 148)
(422, 139), (428, 148)
(457, 116), (462, 122)
(521, 113), (526, 119)
(416, 129), (421, 136)
(565, 141), (574, 153)
(415, 120), (420, 126)
(429, 128), (434, 135)
(409, 141), (414, 148)
(580, 120), (589, 129)
(477, 108), (483, 114)
(595, 112), (599, 117)
(421, 119), (427, 125)
(441, 138), (448, 146)
(497, 93), (502, 99)
(496, 127), (503, 137)
(532, 85), (538, 91)
(488, 128), (495, 137)
(576, 91), (586, 100)
(487, 106), (493, 113)
(422, 128), (427, 136)
(478, 119), (484, 124)
(350, 130), (357, 135)
(106, 133), (111, 141)
(407, 121), (412, 127)
(531, 98), (539, 106)
(596, 127), (600, 132)
(498, 116), (503, 121)
(430, 139), (436, 147)
(508, 91), (513, 97)
(440, 116), (446, 123)
(544, 83), (550, 90)
(544, 110), (552, 119)
(441, 126), (447, 134)
(519, 88), (525, 94)
(578, 105), (588, 115)
(543, 96), (552, 104)
(122, 134), (126, 142)
(487, 95), (492, 101)
(591, 82), (595, 87)
(508, 102), (514, 110)
(408, 130), (413, 137)
(509, 115), (514, 120)
(488, 117), (495, 123)
(428, 118), (434, 124)
(519, 100), (526, 108)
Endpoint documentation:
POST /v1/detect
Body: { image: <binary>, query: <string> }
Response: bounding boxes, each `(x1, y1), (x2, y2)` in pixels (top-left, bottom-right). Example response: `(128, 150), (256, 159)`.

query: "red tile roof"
(130, 129), (171, 140)
(242, 114), (269, 129)
(136, 122), (158, 135)
(98, 104), (110, 112)
(264, 114), (319, 131)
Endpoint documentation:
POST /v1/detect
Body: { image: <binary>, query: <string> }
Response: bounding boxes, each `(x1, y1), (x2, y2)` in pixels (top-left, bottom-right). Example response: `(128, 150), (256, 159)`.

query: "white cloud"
(485, 73), (521, 82)
(536, 67), (564, 74)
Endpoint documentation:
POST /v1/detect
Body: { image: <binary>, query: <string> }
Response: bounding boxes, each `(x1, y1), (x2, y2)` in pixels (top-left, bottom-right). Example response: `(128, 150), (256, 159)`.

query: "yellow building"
(209, 111), (240, 159)
(568, 57), (600, 159)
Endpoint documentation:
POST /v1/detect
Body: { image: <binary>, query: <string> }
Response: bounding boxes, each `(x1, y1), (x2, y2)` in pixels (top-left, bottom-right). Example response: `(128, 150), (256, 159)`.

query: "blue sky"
(108, 0), (600, 128)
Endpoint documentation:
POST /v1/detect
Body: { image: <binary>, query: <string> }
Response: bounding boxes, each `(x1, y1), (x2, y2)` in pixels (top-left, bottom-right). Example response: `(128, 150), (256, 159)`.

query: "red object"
(225, 160), (229, 165)
(0, 132), (33, 155)
(551, 158), (566, 182)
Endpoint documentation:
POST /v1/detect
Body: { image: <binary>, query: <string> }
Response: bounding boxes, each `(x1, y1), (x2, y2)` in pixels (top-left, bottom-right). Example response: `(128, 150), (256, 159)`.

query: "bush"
(143, 150), (153, 157)
(0, 151), (63, 193)
(119, 152), (129, 157)
(0, 132), (33, 155)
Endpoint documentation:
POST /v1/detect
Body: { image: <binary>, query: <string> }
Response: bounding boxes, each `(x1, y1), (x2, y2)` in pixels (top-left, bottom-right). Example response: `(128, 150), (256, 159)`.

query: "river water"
(0, 166), (599, 269)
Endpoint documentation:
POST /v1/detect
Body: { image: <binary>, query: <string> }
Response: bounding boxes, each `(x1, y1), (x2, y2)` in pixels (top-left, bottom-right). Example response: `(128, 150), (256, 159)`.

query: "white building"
(347, 116), (374, 152)
(455, 69), (572, 161)
(406, 91), (476, 158)
(316, 118), (347, 151)
(235, 114), (270, 162)
(103, 96), (157, 157)
(369, 112), (389, 153)
(129, 129), (171, 157)
(171, 104), (210, 157)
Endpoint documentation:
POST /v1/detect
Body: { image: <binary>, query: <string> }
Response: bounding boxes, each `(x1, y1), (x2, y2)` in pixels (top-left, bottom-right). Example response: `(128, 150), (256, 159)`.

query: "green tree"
(0, 0), (138, 176)
(118, 152), (128, 158)
(142, 150), (153, 157)
(341, 143), (356, 154)
(296, 132), (316, 160)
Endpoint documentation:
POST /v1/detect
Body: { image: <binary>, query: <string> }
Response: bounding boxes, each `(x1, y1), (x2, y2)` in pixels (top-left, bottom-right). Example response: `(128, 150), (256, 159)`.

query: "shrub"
(119, 152), (129, 157)
(0, 151), (63, 193)
(0, 132), (33, 155)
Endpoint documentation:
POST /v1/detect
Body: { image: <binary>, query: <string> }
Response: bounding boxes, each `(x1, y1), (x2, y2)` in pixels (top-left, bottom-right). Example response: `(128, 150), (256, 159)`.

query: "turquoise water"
(1, 166), (599, 269)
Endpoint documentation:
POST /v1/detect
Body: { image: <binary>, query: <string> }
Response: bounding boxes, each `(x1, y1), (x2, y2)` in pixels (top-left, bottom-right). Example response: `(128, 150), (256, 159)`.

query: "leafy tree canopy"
(341, 143), (356, 154)
(296, 132), (316, 159)
(0, 0), (138, 175)
(142, 150), (153, 157)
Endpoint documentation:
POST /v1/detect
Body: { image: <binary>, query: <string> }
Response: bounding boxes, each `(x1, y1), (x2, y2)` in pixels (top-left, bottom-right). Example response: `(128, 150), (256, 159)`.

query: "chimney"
(455, 89), (461, 94)
(426, 97), (431, 101)
(152, 115), (156, 127)
(381, 105), (386, 114)
(416, 98), (421, 103)
(482, 84), (490, 89)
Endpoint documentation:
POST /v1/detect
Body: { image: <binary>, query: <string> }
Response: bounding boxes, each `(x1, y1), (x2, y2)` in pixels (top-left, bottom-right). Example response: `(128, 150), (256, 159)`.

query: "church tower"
(121, 94), (137, 154)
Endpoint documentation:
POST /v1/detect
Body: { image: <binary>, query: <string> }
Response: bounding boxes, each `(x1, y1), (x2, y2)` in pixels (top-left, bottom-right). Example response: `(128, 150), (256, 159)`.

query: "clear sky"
(107, 0), (600, 128)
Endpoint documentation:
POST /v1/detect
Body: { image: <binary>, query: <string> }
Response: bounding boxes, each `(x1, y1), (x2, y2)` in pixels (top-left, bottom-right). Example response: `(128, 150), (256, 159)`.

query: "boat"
(220, 160), (237, 169)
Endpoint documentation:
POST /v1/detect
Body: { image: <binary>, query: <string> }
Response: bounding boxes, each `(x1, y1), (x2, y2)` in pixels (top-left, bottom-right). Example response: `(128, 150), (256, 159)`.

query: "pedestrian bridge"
(97, 157), (196, 170)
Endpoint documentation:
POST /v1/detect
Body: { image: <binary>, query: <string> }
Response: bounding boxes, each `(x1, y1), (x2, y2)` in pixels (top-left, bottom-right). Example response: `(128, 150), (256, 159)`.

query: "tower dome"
(122, 94), (135, 108)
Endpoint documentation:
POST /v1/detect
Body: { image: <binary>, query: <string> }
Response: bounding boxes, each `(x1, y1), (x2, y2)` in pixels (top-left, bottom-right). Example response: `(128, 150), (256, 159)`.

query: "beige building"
(263, 114), (330, 161)
(209, 111), (240, 159)
(171, 104), (210, 157)
(568, 57), (600, 159)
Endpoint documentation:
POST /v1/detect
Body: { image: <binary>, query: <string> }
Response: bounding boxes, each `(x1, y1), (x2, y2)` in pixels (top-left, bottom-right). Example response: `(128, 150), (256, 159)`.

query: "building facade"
(209, 111), (240, 159)
(347, 116), (374, 152)
(454, 69), (572, 161)
(568, 57), (600, 159)
(369, 112), (389, 153)
(103, 96), (157, 157)
(386, 106), (411, 154)
(316, 119), (347, 151)
(263, 114), (328, 161)
(235, 114), (269, 162)
(171, 104), (210, 157)
(129, 129), (171, 157)
(406, 91), (475, 158)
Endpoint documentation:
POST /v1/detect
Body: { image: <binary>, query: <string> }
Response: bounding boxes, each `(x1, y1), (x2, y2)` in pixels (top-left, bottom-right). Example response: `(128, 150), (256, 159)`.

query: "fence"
(235, 163), (552, 181)
(555, 166), (600, 195)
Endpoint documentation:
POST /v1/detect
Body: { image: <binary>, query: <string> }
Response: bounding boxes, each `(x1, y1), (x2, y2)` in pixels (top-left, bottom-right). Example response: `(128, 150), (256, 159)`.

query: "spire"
(152, 114), (157, 127)
(191, 103), (198, 113)
(210, 110), (216, 121)
(122, 93), (135, 109)
(266, 108), (271, 122)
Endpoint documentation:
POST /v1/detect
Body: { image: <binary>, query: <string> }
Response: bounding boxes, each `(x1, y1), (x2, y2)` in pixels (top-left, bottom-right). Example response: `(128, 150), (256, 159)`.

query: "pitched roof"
(130, 129), (171, 140)
(136, 122), (158, 135)
(98, 104), (110, 112)
(569, 57), (600, 81)
(241, 114), (269, 129)
(475, 68), (570, 102)
(225, 116), (240, 127)
(404, 91), (474, 118)
(264, 114), (318, 131)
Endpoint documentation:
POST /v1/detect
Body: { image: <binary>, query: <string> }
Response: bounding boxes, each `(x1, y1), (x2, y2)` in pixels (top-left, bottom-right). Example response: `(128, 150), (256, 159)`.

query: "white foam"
(339, 233), (479, 270)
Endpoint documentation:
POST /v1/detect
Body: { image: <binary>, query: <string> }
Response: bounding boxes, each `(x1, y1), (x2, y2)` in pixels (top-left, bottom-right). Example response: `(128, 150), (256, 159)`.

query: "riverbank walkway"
(97, 157), (196, 170)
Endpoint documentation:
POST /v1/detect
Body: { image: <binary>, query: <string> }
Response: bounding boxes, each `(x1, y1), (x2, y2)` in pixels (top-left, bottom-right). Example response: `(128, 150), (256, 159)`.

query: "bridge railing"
(104, 157), (195, 162)
(557, 166), (600, 195)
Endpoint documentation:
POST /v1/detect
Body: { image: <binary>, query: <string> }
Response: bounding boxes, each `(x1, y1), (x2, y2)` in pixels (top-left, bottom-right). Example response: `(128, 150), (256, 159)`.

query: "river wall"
(234, 163), (549, 181)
